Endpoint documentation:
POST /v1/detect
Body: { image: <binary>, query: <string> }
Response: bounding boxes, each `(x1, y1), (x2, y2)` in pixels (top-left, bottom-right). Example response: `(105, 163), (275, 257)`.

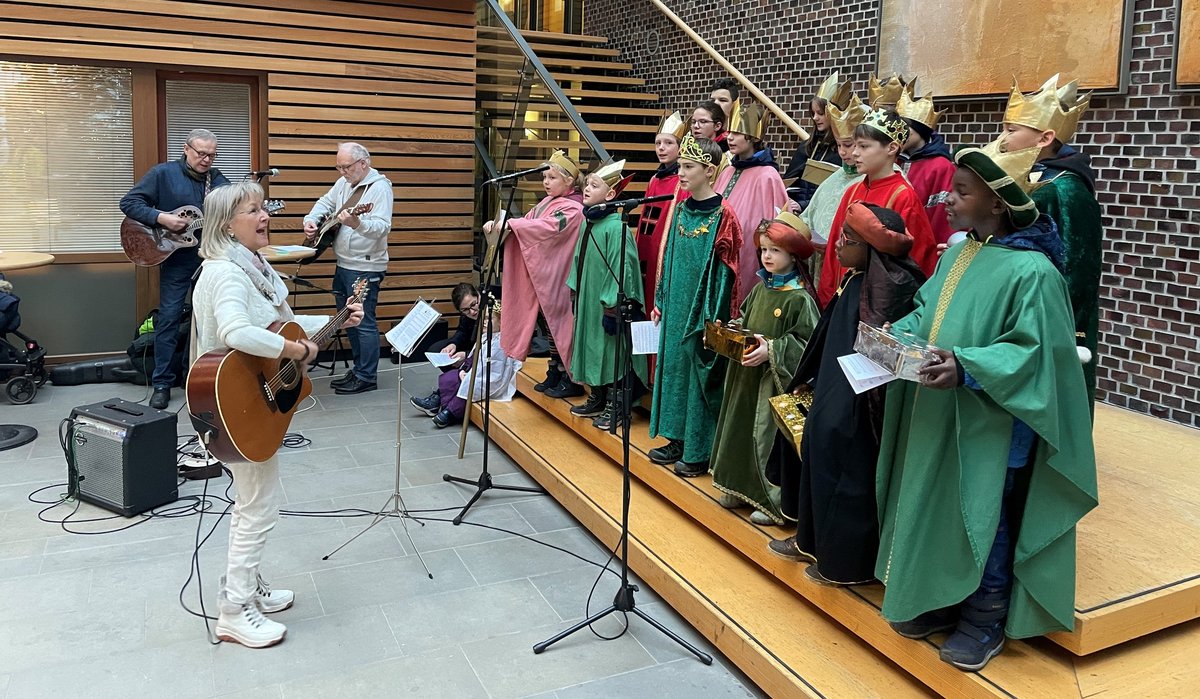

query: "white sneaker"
(216, 598), (287, 648)
(749, 510), (777, 525)
(718, 493), (743, 509)
(220, 574), (295, 614)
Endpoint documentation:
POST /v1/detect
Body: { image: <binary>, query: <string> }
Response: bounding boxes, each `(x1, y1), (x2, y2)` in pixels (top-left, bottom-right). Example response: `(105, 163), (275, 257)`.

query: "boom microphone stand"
(532, 201), (712, 664)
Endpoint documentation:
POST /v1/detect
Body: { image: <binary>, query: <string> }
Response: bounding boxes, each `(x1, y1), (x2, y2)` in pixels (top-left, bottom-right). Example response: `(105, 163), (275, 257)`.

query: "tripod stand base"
(442, 470), (546, 525)
(533, 583), (713, 664)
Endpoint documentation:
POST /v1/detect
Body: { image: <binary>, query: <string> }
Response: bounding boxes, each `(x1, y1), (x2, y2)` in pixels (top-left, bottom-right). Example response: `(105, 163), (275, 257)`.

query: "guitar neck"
(308, 304), (355, 346)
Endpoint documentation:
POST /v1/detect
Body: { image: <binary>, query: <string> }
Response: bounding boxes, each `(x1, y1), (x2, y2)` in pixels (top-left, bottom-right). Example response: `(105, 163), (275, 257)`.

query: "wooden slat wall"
(0, 0), (477, 328)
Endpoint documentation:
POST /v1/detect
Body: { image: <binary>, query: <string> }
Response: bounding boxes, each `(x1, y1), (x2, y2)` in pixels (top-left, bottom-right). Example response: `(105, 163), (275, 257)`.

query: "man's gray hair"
(339, 142), (371, 163)
(187, 128), (218, 145)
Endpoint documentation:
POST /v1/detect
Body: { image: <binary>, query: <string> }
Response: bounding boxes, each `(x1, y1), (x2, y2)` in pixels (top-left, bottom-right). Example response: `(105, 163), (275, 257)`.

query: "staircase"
(475, 25), (663, 211)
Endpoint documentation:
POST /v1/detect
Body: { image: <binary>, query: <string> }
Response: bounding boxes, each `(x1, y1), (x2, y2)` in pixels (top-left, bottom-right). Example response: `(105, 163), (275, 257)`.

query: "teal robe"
(649, 197), (741, 465)
(875, 236), (1099, 638)
(566, 211), (648, 387)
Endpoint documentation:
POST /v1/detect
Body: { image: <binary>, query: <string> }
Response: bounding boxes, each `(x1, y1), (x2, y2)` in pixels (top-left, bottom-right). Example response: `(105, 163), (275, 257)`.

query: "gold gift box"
(770, 390), (814, 455)
(801, 159), (839, 186)
(704, 320), (758, 362)
(852, 321), (939, 382)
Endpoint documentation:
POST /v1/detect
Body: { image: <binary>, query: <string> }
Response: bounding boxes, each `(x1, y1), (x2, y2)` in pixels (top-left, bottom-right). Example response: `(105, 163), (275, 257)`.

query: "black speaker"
(68, 398), (179, 517)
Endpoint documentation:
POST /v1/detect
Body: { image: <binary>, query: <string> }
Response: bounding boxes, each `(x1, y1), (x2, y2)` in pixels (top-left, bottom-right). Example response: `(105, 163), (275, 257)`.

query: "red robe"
(636, 165), (690, 310)
(816, 173), (938, 308)
(905, 155), (957, 245)
(500, 193), (584, 373)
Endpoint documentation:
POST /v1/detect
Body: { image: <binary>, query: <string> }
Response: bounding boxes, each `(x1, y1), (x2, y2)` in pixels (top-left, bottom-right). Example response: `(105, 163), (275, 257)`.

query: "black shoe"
(889, 606), (959, 639)
(410, 391), (440, 417)
(939, 591), (1008, 671)
(330, 370), (355, 388)
(150, 387), (170, 410)
(767, 536), (816, 563)
(648, 439), (683, 465)
(673, 460), (708, 477)
(544, 375), (585, 399)
(570, 387), (608, 417)
(592, 400), (615, 430)
(432, 408), (458, 429)
(534, 364), (563, 392)
(334, 376), (377, 395)
(804, 564), (842, 587)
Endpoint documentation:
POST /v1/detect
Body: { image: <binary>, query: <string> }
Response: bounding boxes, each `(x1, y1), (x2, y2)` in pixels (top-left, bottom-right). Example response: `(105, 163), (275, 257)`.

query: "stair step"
(477, 67), (646, 87)
(479, 52), (635, 72)
(476, 36), (622, 57)
(481, 101), (665, 117)
(476, 25), (609, 45)
(476, 82), (659, 102)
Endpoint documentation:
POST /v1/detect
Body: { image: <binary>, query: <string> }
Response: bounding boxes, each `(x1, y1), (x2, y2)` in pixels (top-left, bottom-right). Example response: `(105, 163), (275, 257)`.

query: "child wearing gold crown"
(637, 110), (692, 326)
(874, 137), (1097, 672)
(709, 212), (819, 524)
(816, 108), (939, 307)
(782, 72), (852, 211)
(566, 160), (648, 429)
(715, 99), (796, 307)
(494, 150), (585, 399)
(999, 74), (1103, 410)
(648, 135), (741, 475)
(897, 89), (958, 245)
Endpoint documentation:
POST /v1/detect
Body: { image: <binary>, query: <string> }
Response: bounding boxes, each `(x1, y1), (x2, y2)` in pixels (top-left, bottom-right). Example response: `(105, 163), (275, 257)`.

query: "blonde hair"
(199, 181), (263, 260)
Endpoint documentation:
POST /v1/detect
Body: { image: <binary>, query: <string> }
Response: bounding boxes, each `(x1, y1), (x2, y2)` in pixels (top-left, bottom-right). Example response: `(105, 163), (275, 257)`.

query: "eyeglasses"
(692, 119), (714, 126)
(461, 301), (480, 314)
(336, 158), (364, 172)
(185, 143), (217, 161)
(840, 237), (865, 247)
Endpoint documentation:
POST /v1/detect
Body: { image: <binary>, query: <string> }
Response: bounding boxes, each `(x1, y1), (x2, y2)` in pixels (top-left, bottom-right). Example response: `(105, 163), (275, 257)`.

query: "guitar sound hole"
(272, 360), (303, 413)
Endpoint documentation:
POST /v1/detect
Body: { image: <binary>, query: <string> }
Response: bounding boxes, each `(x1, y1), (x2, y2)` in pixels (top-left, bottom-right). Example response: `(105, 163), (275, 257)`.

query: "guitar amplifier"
(68, 398), (179, 517)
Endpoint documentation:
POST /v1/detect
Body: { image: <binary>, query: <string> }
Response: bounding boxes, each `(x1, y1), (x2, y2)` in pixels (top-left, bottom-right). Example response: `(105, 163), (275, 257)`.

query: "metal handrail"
(481, 0), (610, 161)
(649, 0), (810, 141)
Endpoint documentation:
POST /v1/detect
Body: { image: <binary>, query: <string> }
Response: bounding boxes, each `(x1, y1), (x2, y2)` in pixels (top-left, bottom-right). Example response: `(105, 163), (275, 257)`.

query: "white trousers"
(223, 455), (282, 606)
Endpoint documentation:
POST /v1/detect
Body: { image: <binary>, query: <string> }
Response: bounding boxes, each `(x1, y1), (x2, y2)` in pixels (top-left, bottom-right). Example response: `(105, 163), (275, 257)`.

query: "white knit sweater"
(192, 257), (327, 359)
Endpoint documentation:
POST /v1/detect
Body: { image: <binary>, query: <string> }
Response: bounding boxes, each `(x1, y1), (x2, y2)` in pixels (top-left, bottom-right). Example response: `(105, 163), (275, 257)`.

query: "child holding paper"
(767, 203), (923, 586)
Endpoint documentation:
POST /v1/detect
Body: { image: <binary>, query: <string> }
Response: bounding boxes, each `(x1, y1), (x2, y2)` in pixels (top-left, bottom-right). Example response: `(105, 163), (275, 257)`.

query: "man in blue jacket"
(120, 128), (230, 409)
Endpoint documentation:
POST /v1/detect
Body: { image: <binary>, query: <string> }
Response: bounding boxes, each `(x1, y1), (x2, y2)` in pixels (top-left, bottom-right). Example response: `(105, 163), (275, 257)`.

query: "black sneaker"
(432, 408), (458, 429)
(534, 364), (563, 392)
(592, 400), (615, 430)
(939, 591), (1008, 671)
(648, 440), (683, 464)
(767, 536), (816, 563)
(570, 388), (607, 417)
(410, 391), (440, 417)
(673, 460), (708, 478)
(889, 606), (959, 640)
(334, 376), (377, 395)
(330, 369), (355, 388)
(545, 375), (585, 399)
(804, 565), (841, 587)
(150, 387), (170, 410)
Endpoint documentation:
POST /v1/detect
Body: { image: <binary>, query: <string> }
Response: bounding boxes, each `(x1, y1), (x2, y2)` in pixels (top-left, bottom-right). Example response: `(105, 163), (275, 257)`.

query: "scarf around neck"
(223, 243), (289, 306)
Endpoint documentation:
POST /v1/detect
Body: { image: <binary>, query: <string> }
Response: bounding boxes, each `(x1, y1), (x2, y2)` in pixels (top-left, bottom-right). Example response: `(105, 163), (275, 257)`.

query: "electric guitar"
(301, 202), (374, 265)
(120, 200), (285, 267)
(186, 276), (368, 464)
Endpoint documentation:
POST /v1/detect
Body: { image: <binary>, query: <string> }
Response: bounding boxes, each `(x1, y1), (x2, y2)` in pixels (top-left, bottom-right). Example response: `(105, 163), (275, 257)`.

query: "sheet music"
(385, 300), (440, 357)
(837, 353), (896, 394)
(424, 351), (460, 368)
(631, 321), (661, 355)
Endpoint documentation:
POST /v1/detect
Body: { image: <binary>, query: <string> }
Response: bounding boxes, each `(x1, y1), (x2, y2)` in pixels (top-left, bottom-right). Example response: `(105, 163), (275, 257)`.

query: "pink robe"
(714, 164), (794, 307)
(500, 193), (585, 374)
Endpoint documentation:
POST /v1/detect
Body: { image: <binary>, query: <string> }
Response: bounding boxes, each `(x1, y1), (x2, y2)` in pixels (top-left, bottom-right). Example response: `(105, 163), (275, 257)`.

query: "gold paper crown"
(827, 94), (870, 141)
(1003, 74), (1068, 133)
(592, 159), (627, 187)
(868, 73), (913, 107)
(678, 133), (716, 166)
(547, 150), (581, 179)
(728, 99), (770, 141)
(862, 108), (910, 145)
(656, 109), (689, 140)
(815, 71), (853, 110)
(896, 90), (946, 130)
(1055, 78), (1092, 142)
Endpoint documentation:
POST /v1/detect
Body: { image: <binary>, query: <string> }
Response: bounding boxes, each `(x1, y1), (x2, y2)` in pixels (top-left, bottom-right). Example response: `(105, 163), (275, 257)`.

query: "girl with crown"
(714, 99), (795, 307)
(782, 72), (852, 211)
(815, 108), (939, 307)
(709, 212), (819, 525)
(648, 135), (741, 476)
(493, 150), (585, 399)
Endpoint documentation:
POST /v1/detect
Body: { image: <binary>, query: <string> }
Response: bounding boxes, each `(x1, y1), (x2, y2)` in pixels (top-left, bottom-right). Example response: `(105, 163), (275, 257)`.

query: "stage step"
(477, 360), (1200, 696)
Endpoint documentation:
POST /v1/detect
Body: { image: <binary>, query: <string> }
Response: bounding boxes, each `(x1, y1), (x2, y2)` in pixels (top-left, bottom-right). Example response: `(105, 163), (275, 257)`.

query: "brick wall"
(585, 0), (1200, 428)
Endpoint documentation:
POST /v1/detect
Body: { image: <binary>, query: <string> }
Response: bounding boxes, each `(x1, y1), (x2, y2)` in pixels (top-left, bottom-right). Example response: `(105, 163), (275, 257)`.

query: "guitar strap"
(338, 183), (369, 216)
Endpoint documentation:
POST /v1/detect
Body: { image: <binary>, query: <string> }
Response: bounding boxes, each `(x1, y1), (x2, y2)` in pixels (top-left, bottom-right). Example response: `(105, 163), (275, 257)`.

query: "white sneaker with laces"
(216, 597), (287, 648)
(220, 574), (295, 614)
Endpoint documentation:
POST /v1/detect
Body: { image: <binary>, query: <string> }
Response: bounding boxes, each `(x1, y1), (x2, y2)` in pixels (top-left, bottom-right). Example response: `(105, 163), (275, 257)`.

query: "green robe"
(710, 280), (819, 522)
(1032, 172), (1102, 410)
(566, 211), (648, 387)
(650, 199), (739, 465)
(875, 238), (1098, 638)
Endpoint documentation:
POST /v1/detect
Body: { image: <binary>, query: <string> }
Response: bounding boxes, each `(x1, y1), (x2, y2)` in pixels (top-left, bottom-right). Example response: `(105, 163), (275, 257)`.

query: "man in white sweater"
(303, 143), (394, 394)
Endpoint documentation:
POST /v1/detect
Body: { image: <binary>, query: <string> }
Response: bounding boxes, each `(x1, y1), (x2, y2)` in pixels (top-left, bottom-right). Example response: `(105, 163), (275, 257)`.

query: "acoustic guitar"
(301, 202), (373, 264)
(121, 200), (285, 267)
(186, 276), (368, 463)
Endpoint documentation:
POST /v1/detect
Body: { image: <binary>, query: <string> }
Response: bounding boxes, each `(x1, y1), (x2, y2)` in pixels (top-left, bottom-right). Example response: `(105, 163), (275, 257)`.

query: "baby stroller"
(0, 276), (47, 404)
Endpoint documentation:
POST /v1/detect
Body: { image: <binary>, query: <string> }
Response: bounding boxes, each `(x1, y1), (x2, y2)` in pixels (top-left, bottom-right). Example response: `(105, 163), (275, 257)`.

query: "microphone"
(483, 163), (550, 185)
(252, 168), (280, 178)
(586, 193), (674, 214)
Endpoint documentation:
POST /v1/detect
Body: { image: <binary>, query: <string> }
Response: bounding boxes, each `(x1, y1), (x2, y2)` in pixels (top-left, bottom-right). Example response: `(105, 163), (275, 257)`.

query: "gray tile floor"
(0, 363), (762, 698)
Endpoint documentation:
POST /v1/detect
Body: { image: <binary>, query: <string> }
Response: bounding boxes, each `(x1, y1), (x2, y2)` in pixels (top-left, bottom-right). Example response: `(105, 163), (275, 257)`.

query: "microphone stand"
(532, 201), (712, 664)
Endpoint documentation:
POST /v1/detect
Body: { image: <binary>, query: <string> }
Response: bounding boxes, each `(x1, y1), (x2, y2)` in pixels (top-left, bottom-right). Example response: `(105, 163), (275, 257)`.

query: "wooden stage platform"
(470, 359), (1200, 697)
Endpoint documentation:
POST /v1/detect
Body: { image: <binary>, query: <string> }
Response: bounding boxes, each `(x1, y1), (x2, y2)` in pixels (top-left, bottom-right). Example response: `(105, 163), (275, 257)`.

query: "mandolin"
(301, 202), (374, 265)
(186, 276), (368, 463)
(121, 200), (285, 267)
